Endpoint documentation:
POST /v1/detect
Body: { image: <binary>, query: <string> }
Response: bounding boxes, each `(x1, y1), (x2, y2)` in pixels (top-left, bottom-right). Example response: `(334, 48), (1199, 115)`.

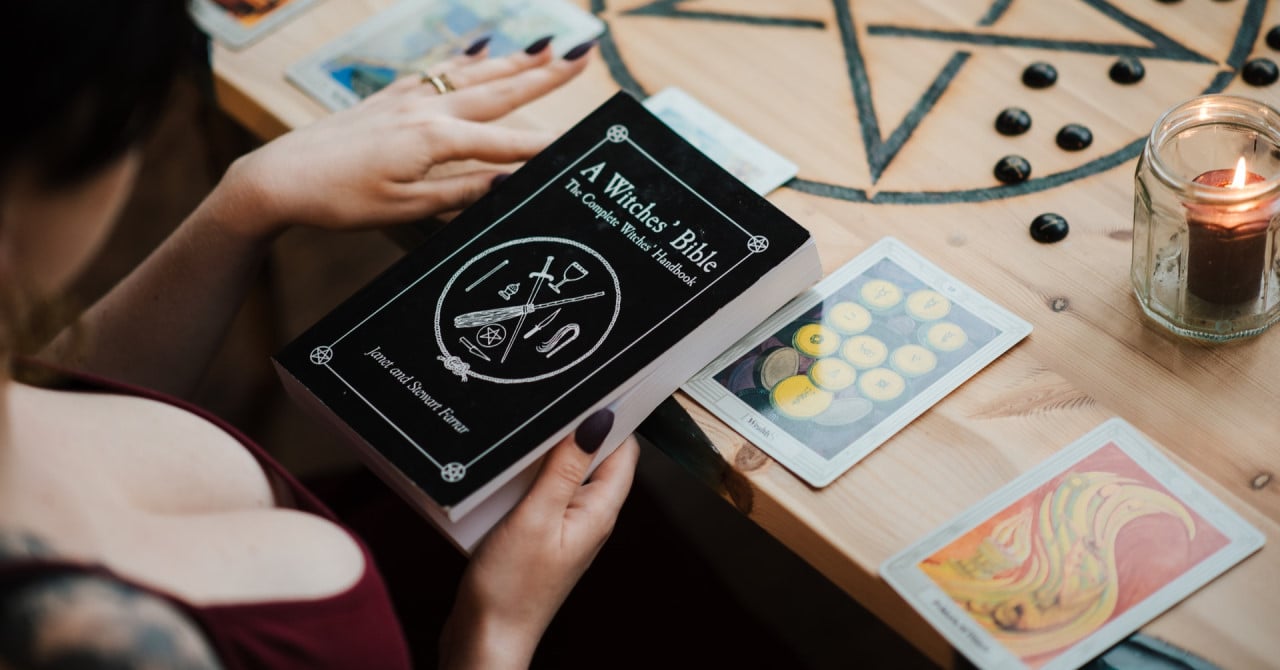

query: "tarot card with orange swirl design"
(880, 418), (1263, 670)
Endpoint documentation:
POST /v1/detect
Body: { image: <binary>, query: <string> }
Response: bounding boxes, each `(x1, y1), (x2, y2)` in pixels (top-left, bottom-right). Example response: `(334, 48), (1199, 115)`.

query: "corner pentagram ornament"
(309, 346), (333, 365)
(438, 462), (467, 483)
(435, 237), (621, 384)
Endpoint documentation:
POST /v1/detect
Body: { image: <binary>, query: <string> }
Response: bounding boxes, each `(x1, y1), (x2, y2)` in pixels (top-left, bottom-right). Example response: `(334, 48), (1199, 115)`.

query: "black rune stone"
(1030, 213), (1069, 243)
(1268, 26), (1280, 51)
(1056, 124), (1093, 151)
(995, 107), (1032, 136)
(994, 155), (1032, 184)
(1243, 58), (1279, 86)
(1109, 57), (1145, 84)
(1022, 62), (1057, 89)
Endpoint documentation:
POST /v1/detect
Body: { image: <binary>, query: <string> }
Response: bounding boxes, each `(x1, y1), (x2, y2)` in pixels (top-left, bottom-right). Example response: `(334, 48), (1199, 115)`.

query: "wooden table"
(213, 1), (1280, 667)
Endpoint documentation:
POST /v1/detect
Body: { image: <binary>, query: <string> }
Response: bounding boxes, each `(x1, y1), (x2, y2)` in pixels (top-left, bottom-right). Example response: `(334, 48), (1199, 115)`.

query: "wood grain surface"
(213, 1), (1280, 667)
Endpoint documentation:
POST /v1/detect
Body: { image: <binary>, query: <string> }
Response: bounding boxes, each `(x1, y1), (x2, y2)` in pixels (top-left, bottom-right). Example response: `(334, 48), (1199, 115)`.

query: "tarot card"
(287, 0), (604, 111)
(880, 418), (1264, 670)
(684, 236), (1031, 487)
(643, 87), (798, 195)
(189, 0), (321, 50)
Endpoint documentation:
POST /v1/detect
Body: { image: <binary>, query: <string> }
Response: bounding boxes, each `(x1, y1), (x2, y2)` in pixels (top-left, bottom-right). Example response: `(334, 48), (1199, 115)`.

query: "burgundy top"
(0, 366), (413, 670)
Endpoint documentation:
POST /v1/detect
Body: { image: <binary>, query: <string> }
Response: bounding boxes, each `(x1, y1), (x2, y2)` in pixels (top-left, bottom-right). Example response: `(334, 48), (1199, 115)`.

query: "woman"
(0, 2), (638, 668)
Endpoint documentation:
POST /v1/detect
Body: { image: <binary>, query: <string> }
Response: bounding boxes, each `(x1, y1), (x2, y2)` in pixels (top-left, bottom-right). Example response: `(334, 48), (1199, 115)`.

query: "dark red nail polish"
(524, 35), (553, 55)
(464, 36), (491, 56)
(575, 409), (614, 454)
(490, 173), (510, 188)
(563, 40), (596, 62)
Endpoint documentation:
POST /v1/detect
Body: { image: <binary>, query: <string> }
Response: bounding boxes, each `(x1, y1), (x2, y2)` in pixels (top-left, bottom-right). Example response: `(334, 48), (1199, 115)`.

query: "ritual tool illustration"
(502, 256), (555, 363)
(452, 291), (607, 328)
(537, 323), (580, 358)
(499, 283), (520, 300)
(458, 336), (492, 362)
(475, 324), (506, 347)
(548, 261), (588, 294)
(523, 308), (562, 340)
(434, 236), (621, 384)
(465, 259), (509, 292)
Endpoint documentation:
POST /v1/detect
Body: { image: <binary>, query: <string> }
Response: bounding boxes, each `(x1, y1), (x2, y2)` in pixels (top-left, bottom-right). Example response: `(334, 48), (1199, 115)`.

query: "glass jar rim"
(1144, 94), (1280, 204)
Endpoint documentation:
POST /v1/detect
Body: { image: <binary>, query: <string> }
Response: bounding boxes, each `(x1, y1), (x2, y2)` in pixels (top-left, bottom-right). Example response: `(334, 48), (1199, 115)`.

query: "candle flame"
(1231, 156), (1248, 188)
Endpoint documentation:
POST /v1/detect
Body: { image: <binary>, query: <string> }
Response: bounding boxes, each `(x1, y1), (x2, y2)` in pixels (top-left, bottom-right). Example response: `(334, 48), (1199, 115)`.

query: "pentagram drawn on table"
(593, 0), (1268, 204)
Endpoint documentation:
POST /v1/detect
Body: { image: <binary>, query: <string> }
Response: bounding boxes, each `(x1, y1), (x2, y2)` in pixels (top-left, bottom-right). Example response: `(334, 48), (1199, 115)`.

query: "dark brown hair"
(0, 0), (199, 187)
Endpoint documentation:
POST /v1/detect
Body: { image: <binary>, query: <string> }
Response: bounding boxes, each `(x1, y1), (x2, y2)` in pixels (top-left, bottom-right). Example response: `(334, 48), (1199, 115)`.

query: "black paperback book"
(273, 90), (820, 551)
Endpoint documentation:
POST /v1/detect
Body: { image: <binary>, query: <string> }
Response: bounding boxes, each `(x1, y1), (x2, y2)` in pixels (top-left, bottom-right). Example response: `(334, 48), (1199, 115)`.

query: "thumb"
(523, 409), (615, 516)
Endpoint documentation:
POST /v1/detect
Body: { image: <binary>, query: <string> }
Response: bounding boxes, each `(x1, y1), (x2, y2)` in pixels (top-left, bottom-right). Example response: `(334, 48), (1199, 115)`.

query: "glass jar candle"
(1131, 95), (1280, 342)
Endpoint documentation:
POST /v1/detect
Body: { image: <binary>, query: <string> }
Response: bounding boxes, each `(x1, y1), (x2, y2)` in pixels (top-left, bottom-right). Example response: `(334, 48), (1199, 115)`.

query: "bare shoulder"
(0, 529), (223, 670)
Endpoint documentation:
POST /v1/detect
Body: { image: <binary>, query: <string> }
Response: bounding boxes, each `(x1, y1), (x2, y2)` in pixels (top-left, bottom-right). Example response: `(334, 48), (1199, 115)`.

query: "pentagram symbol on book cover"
(594, 0), (1265, 204)
(435, 237), (622, 384)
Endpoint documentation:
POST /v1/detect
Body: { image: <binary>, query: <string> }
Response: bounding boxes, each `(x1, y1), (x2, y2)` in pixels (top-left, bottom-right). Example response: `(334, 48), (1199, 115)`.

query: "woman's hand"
(214, 37), (596, 240)
(440, 409), (639, 670)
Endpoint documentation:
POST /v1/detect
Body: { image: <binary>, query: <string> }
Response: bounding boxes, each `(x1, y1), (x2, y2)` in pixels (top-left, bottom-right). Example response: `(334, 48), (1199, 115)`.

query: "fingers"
(430, 38), (555, 91)
(522, 409), (617, 519)
(421, 119), (556, 164)
(443, 42), (595, 122)
(572, 435), (639, 523)
(394, 170), (508, 219)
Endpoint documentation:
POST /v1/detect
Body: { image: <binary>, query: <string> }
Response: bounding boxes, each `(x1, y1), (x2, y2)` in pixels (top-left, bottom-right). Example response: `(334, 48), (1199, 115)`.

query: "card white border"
(643, 86), (798, 196)
(684, 236), (1032, 487)
(879, 417), (1265, 670)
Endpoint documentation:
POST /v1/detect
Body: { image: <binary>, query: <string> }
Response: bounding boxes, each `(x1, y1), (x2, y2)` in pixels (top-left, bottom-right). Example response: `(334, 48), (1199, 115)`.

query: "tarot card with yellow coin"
(683, 236), (1031, 487)
(880, 418), (1264, 670)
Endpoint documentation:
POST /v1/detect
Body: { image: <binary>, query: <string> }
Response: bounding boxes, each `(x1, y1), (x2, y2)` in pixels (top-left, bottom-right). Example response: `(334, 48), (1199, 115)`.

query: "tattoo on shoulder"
(0, 530), (57, 562)
(0, 573), (224, 669)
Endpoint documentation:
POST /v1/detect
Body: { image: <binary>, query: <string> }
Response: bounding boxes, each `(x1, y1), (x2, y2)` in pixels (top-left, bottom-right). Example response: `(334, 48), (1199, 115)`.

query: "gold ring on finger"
(421, 72), (456, 94)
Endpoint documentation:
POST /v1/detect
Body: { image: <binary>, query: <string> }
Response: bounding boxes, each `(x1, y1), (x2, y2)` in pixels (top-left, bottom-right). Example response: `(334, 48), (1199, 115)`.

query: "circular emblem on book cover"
(435, 237), (622, 385)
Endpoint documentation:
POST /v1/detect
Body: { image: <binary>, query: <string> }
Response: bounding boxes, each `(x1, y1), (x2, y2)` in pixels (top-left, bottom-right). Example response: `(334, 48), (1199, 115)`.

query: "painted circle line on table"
(1267, 26), (1280, 51)
(1056, 124), (1094, 151)
(1030, 213), (1070, 243)
(1242, 58), (1279, 86)
(1109, 57), (1146, 84)
(1021, 62), (1058, 89)
(595, 2), (1260, 204)
(995, 155), (1032, 184)
(995, 107), (1031, 136)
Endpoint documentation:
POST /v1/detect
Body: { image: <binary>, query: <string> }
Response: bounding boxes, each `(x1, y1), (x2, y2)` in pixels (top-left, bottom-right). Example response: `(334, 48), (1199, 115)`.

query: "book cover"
(273, 90), (818, 549)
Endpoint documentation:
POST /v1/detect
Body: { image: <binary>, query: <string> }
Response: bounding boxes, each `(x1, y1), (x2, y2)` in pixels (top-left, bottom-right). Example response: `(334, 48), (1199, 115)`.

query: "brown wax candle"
(1186, 167), (1270, 304)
